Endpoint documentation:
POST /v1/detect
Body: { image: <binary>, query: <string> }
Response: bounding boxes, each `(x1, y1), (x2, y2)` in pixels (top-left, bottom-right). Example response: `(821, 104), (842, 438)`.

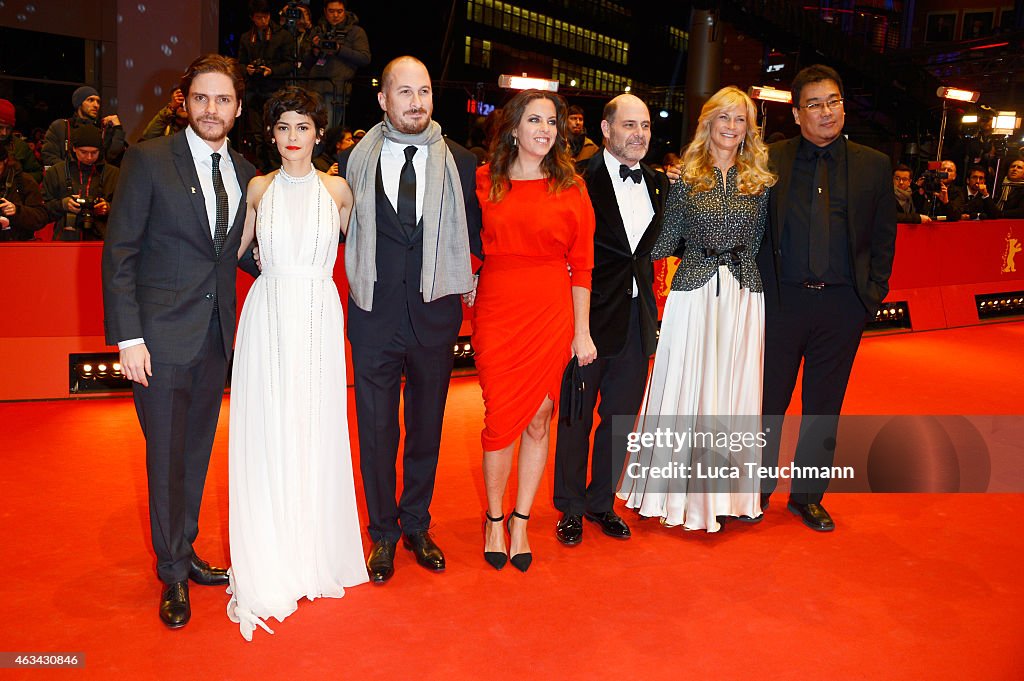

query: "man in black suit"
(102, 55), (257, 627)
(337, 56), (482, 583)
(757, 64), (896, 531)
(553, 94), (669, 545)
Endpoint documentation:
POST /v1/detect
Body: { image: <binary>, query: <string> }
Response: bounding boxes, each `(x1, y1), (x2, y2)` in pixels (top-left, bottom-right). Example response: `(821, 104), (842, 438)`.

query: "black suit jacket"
(337, 137), (483, 347)
(102, 131), (257, 364)
(757, 136), (896, 317)
(578, 154), (669, 358)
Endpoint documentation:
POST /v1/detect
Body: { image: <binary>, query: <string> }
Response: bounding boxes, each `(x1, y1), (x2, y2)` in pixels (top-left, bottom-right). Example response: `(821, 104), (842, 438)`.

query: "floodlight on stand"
(935, 86), (981, 161)
(748, 86), (792, 104)
(991, 111), (1020, 134)
(936, 86), (981, 103)
(961, 114), (979, 124)
(498, 74), (559, 92)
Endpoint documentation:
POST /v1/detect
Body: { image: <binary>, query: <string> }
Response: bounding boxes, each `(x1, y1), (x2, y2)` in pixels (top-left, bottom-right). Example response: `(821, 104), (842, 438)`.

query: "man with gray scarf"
(338, 56), (482, 584)
(893, 164), (930, 224)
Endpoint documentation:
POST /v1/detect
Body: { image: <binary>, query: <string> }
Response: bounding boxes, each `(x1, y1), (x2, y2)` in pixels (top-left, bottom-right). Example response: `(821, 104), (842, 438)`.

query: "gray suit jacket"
(102, 131), (257, 364)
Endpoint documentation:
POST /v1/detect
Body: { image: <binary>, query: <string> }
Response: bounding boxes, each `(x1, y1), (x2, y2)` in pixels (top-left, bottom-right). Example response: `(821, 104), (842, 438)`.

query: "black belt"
(703, 245), (745, 296)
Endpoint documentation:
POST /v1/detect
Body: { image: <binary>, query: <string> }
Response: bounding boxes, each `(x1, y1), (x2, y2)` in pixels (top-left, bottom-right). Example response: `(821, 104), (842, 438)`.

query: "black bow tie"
(619, 164), (642, 184)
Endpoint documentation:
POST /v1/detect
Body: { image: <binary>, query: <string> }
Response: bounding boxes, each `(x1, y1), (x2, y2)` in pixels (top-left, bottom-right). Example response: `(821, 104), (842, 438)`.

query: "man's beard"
(188, 115), (235, 142)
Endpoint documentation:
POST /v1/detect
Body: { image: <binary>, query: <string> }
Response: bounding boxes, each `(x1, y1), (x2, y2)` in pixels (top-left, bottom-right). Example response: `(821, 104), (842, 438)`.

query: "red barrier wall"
(2, 221), (1023, 401)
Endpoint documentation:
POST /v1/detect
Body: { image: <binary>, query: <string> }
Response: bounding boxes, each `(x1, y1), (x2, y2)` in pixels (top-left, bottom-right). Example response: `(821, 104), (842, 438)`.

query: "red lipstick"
(285, 145), (300, 150)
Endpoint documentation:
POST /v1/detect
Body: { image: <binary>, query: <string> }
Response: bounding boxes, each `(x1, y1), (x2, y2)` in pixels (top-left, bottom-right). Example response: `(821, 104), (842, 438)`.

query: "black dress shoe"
(584, 510), (631, 539)
(402, 531), (446, 572)
(367, 538), (397, 584)
(555, 512), (583, 546)
(787, 499), (835, 532)
(159, 581), (190, 629)
(189, 553), (229, 586)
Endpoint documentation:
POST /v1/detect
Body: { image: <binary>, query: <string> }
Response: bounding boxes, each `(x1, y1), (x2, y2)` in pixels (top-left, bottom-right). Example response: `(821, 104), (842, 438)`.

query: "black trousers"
(133, 313), (227, 585)
(553, 298), (650, 515)
(350, 317), (455, 543)
(761, 284), (867, 504)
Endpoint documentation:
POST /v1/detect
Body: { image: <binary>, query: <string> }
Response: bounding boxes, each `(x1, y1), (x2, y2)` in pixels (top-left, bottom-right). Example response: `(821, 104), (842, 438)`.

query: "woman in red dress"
(470, 90), (596, 572)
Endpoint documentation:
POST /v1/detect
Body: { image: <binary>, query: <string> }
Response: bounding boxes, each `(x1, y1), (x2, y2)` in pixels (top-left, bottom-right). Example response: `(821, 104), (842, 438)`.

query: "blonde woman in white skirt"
(620, 86), (776, 532)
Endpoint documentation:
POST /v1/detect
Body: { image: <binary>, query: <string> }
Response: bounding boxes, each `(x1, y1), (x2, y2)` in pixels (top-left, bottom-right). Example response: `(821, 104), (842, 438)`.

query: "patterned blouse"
(651, 165), (770, 293)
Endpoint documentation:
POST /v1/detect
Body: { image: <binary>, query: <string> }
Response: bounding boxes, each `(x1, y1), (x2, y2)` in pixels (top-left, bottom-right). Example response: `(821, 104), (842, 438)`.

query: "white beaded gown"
(227, 166), (367, 641)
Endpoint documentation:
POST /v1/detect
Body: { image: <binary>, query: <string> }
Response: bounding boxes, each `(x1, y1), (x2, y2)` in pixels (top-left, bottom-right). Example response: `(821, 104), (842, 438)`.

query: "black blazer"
(578, 154), (669, 358)
(337, 137), (483, 347)
(757, 136), (896, 317)
(102, 131), (257, 364)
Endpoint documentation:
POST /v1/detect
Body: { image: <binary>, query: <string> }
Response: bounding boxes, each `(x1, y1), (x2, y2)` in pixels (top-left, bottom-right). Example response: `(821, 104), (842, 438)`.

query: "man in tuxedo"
(757, 64), (896, 531)
(337, 56), (481, 583)
(553, 94), (669, 546)
(102, 54), (257, 627)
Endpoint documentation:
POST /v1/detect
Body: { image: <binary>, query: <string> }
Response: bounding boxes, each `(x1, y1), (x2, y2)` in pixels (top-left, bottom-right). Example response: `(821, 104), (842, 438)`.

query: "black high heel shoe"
(506, 509), (533, 573)
(484, 511), (507, 570)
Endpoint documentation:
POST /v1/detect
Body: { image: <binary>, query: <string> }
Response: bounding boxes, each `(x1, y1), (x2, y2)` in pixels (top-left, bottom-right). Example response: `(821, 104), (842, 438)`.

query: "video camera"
(321, 27), (347, 53)
(920, 161), (948, 194)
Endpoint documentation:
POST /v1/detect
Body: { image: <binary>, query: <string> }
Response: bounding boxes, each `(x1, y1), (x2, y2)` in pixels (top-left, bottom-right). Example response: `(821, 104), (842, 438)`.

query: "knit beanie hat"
(72, 86), (100, 111)
(70, 123), (103, 149)
(0, 99), (14, 127)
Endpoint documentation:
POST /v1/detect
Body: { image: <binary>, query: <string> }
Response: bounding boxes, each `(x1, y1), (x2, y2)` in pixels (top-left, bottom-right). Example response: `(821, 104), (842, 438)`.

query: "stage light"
(976, 291), (1024, 319)
(868, 302), (910, 330)
(371, 78), (378, 87)
(82, 364), (92, 373)
(569, 79), (577, 87)
(498, 74), (559, 92)
(961, 114), (979, 124)
(748, 85), (792, 104)
(97, 364), (107, 372)
(659, 110), (669, 119)
(624, 86), (631, 93)
(936, 86), (981, 103)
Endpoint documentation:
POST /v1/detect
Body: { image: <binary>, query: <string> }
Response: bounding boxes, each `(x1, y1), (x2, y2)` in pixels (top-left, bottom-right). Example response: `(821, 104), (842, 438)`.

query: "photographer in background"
(914, 159), (963, 221)
(41, 86), (126, 169)
(238, 0), (292, 170)
(139, 88), (189, 141)
(305, 0), (370, 128)
(960, 164), (1000, 220)
(42, 125), (118, 241)
(0, 99), (43, 184)
(996, 158), (1024, 218)
(0, 144), (48, 242)
(279, 1), (315, 72)
(893, 164), (930, 224)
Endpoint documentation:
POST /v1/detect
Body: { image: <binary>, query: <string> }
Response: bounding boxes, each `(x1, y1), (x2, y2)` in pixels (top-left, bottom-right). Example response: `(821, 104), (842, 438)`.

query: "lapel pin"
(191, 187), (197, 194)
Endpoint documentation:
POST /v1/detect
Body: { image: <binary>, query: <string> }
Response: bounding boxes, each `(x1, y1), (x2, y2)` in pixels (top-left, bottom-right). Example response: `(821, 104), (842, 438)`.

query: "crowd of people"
(89, 47), (908, 645)
(893, 157), (1024, 222)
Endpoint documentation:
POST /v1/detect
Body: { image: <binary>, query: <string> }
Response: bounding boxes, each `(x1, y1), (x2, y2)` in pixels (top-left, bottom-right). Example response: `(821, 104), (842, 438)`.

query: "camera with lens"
(283, 2), (302, 20)
(250, 58), (269, 75)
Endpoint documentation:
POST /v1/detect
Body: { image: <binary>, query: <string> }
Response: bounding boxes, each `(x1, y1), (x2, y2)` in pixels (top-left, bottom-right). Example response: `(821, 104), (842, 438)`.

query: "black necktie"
(398, 146), (417, 236)
(211, 151), (229, 256)
(619, 164), (642, 184)
(808, 149), (830, 279)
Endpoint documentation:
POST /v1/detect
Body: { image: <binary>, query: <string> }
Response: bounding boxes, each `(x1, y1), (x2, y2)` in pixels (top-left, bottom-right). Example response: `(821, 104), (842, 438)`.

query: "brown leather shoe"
(189, 553), (229, 586)
(159, 581), (190, 629)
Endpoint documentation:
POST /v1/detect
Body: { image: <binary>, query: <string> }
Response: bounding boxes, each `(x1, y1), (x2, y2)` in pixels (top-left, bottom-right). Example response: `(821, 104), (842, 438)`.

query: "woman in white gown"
(227, 86), (367, 640)
(620, 86), (776, 532)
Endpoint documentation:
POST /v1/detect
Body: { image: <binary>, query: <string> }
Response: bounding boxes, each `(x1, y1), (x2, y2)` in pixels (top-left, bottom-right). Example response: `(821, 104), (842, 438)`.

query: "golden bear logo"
(1003, 236), (1021, 274)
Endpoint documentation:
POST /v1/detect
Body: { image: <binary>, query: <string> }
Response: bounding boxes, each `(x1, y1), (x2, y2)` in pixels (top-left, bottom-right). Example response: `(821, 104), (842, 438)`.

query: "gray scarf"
(996, 176), (1024, 211)
(894, 185), (914, 213)
(344, 116), (473, 311)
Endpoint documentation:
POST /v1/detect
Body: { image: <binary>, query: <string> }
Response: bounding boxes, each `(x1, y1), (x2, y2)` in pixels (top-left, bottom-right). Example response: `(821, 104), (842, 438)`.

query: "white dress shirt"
(380, 137), (427, 221)
(603, 148), (655, 297)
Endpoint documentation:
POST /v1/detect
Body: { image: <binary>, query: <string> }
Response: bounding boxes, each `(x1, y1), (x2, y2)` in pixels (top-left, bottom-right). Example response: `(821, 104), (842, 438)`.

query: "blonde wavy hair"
(680, 86), (776, 195)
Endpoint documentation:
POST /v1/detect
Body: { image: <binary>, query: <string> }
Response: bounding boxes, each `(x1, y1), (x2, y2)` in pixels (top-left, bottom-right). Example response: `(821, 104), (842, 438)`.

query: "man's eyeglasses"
(800, 98), (844, 113)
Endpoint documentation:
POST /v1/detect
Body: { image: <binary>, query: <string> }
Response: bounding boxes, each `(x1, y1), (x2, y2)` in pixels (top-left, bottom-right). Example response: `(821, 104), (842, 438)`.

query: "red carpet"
(2, 322), (1022, 679)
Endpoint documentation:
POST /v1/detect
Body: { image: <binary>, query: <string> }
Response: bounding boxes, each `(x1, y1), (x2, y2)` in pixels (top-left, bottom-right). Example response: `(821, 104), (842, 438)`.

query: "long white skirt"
(620, 266), (763, 532)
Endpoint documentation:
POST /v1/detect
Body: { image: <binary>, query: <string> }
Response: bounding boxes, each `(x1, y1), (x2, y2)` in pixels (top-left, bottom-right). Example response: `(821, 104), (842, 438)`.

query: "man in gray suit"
(102, 54), (257, 628)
